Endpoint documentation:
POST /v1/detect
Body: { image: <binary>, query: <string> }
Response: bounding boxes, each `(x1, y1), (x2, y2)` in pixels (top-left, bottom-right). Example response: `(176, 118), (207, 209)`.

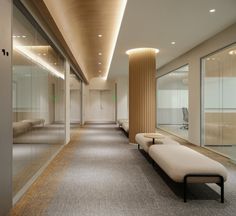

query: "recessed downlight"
(43, 53), (47, 56)
(98, 52), (102, 55)
(98, 34), (102, 38)
(171, 41), (176, 45)
(229, 50), (236, 55)
(209, 9), (216, 13)
(22, 35), (27, 38)
(98, 62), (102, 65)
(99, 70), (102, 73)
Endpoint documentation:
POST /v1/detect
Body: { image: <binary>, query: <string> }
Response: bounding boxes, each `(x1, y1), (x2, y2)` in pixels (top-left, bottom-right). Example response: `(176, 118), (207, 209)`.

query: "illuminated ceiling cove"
(43, 0), (127, 81)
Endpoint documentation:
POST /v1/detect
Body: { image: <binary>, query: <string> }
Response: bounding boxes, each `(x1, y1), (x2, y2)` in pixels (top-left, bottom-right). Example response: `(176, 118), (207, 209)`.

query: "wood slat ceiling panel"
(43, 0), (127, 81)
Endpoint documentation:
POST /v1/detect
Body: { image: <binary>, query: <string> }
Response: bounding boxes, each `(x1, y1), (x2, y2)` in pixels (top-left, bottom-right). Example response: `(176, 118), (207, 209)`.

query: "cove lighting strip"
(104, 0), (127, 80)
(14, 43), (65, 80)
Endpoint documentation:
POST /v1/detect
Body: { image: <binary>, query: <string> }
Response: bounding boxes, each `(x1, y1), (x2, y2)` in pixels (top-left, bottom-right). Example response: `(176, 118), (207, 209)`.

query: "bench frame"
(184, 174), (224, 203)
(138, 145), (225, 203)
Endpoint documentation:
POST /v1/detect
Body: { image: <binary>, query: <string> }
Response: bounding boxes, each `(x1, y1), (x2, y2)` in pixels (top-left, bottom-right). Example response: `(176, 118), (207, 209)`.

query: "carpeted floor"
(11, 124), (236, 216)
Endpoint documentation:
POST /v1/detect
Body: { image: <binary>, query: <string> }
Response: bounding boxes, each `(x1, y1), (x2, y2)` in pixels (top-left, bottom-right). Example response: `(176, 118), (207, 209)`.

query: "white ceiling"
(108, 0), (236, 79)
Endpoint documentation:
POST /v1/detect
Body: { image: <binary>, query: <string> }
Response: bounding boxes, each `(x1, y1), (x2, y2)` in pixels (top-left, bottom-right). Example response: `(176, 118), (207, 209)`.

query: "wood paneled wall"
(128, 49), (157, 143)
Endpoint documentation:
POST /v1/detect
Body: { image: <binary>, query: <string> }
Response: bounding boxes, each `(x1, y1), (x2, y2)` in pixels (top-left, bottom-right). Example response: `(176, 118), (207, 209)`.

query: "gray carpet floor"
(32, 124), (236, 216)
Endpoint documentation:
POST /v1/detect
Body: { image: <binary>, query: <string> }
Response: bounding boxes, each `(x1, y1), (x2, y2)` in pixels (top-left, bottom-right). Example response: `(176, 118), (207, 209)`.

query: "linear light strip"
(14, 43), (65, 80)
(104, 0), (127, 80)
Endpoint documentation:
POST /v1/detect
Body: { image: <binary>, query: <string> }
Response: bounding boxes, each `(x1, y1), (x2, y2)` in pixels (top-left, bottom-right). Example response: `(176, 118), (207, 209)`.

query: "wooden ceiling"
(42, 0), (127, 81)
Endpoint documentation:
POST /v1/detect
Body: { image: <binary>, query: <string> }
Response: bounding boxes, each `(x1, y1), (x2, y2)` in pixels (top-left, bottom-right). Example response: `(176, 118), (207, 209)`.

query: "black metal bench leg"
(221, 177), (224, 203)
(138, 144), (140, 150)
(184, 177), (187, 202)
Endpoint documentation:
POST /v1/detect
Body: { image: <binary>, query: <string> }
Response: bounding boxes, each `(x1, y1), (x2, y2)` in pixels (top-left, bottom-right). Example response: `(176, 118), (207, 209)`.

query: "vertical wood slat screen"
(128, 49), (156, 143)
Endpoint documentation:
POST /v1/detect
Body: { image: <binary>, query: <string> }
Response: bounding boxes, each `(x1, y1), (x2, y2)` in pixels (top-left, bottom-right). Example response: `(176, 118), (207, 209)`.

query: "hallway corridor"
(11, 124), (236, 216)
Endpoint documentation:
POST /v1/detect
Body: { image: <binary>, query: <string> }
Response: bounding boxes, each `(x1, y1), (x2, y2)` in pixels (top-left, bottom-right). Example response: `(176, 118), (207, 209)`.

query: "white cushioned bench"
(149, 144), (227, 202)
(135, 133), (180, 153)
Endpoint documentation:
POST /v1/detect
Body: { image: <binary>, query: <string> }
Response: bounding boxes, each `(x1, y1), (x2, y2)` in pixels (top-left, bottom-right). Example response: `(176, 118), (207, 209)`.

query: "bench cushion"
(135, 133), (180, 153)
(122, 122), (129, 133)
(149, 145), (227, 183)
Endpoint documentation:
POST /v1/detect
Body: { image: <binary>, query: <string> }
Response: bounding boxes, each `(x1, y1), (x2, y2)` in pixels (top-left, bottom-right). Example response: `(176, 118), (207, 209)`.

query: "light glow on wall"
(104, 0), (127, 80)
(126, 48), (159, 55)
(13, 42), (65, 80)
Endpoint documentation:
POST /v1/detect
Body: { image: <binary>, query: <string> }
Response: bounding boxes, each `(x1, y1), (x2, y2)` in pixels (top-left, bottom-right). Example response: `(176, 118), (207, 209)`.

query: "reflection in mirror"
(12, 5), (65, 196)
(157, 65), (189, 139)
(202, 44), (236, 162)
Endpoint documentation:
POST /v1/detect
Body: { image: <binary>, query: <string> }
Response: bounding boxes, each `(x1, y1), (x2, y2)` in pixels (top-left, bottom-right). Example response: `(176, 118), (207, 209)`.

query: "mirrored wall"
(13, 5), (65, 196)
(157, 65), (189, 139)
(201, 43), (236, 161)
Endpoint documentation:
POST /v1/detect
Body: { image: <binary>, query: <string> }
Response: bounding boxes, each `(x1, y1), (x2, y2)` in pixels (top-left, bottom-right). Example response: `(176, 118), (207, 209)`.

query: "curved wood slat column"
(128, 48), (157, 143)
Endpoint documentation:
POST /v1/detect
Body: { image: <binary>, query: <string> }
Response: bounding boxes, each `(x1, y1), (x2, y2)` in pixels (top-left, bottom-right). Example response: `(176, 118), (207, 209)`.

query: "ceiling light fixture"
(22, 35), (27, 38)
(209, 9), (216, 13)
(104, 0), (128, 80)
(98, 62), (102, 65)
(98, 52), (102, 55)
(126, 48), (159, 55)
(14, 42), (64, 79)
(98, 34), (103, 38)
(171, 41), (176, 45)
(229, 50), (236, 55)
(99, 70), (102, 73)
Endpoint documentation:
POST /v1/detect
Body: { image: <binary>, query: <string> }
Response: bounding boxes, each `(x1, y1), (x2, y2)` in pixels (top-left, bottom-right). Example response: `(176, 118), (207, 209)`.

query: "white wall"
(157, 23), (236, 145)
(84, 78), (116, 122)
(116, 76), (128, 120)
(0, 0), (12, 214)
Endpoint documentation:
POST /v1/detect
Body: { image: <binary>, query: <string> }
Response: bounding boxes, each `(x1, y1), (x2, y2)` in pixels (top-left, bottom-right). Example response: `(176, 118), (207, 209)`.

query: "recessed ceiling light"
(22, 35), (27, 38)
(17, 36), (21, 38)
(209, 9), (216, 13)
(229, 50), (236, 55)
(98, 34), (102, 38)
(54, 62), (57, 65)
(98, 62), (102, 65)
(43, 53), (47, 56)
(13, 35), (16, 38)
(98, 52), (102, 55)
(99, 70), (102, 73)
(171, 41), (176, 45)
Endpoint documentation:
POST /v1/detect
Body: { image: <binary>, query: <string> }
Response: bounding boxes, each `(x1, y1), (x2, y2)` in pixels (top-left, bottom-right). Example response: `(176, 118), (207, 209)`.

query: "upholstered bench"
(149, 144), (228, 202)
(117, 119), (128, 127)
(22, 119), (45, 127)
(135, 133), (180, 153)
(121, 122), (129, 133)
(13, 121), (31, 137)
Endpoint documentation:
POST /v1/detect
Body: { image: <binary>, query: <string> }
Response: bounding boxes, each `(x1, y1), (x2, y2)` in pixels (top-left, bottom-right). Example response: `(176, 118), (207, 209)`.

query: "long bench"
(135, 133), (228, 202)
(117, 119), (129, 134)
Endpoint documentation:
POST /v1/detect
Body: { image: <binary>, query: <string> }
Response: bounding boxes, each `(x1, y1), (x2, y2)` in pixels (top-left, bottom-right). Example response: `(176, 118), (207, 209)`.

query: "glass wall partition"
(201, 44), (236, 161)
(157, 65), (189, 139)
(13, 5), (65, 196)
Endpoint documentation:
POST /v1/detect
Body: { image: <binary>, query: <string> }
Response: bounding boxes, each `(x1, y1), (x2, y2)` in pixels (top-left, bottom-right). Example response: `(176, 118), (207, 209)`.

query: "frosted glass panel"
(202, 44), (236, 161)
(157, 65), (189, 139)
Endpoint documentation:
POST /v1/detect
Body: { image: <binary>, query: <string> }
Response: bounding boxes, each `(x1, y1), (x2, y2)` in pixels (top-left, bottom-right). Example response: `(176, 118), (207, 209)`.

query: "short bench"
(135, 133), (180, 153)
(149, 144), (227, 202)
